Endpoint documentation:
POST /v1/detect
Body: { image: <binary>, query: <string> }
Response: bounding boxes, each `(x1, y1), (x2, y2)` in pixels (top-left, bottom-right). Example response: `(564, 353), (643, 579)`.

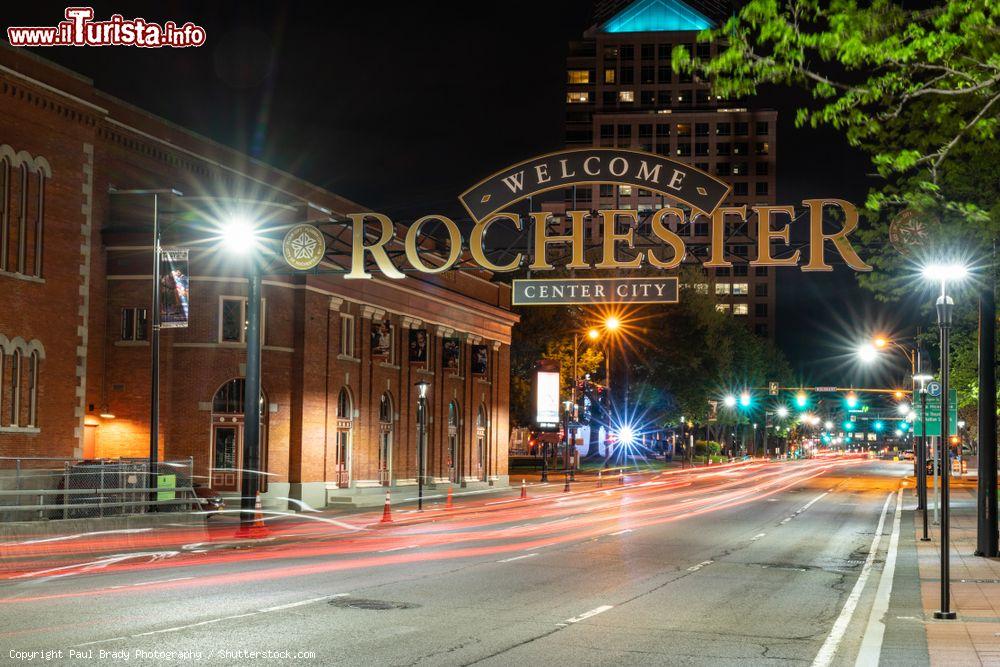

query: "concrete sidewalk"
(916, 480), (1000, 666)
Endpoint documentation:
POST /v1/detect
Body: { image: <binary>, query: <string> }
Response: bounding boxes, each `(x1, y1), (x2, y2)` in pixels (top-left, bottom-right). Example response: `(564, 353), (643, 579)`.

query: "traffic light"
(795, 391), (808, 408)
(898, 421), (910, 432)
(873, 420), (884, 432)
(843, 420), (855, 431)
(739, 391), (752, 408)
(845, 391), (859, 409)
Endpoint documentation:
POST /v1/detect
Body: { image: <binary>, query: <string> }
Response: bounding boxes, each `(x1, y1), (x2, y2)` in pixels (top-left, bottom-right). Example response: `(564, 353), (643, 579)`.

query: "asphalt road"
(0, 458), (924, 666)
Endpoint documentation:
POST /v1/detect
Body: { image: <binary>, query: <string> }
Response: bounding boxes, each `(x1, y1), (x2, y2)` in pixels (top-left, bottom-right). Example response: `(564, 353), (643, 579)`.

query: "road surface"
(0, 458), (925, 666)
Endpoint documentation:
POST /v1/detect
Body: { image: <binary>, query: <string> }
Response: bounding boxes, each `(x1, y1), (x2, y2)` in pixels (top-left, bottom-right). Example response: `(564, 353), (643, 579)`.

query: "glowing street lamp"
(824, 420), (833, 431)
(857, 343), (879, 364)
(723, 394), (737, 408)
(604, 315), (621, 331)
(776, 406), (789, 419)
(922, 259), (970, 621)
(898, 402), (911, 415)
(221, 214), (266, 536)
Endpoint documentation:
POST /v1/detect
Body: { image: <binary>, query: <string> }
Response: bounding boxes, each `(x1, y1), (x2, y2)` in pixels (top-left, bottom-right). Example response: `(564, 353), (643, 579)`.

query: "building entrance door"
(212, 421), (241, 491)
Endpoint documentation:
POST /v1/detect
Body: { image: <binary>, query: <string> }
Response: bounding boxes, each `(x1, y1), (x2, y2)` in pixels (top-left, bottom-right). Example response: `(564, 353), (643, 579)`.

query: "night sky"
(7, 1), (912, 385)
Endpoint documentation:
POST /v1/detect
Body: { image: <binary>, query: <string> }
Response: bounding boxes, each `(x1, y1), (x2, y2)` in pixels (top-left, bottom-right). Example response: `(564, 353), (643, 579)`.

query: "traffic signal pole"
(976, 277), (998, 557)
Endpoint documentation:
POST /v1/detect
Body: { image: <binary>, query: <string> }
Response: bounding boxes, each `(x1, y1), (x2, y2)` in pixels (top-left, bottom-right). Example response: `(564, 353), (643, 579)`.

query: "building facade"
(0, 46), (515, 508)
(560, 0), (777, 338)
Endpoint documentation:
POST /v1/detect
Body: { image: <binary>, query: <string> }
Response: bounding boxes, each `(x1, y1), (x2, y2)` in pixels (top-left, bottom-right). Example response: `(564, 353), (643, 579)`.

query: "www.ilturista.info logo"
(7, 7), (206, 48)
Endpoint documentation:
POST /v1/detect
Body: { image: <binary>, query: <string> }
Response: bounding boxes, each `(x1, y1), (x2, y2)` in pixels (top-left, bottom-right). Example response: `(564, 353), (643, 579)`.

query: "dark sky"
(7, 0), (914, 385)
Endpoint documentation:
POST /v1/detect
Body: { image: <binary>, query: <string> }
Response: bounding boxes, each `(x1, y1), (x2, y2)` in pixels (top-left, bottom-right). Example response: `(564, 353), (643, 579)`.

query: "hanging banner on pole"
(159, 249), (190, 328)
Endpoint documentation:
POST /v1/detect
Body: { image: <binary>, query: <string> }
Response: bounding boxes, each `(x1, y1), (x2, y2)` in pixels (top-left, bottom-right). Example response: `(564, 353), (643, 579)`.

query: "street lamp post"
(415, 380), (429, 511)
(924, 262), (968, 621)
(915, 358), (933, 542)
(109, 188), (183, 513)
(239, 261), (263, 533)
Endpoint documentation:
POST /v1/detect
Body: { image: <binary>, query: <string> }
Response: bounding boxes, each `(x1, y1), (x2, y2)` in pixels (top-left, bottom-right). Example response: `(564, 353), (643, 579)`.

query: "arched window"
(213, 378), (245, 413)
(379, 392), (393, 424)
(211, 378), (264, 416)
(337, 387), (353, 420)
(8, 349), (20, 426)
(448, 401), (459, 427)
(27, 350), (38, 427)
(0, 157), (8, 273)
(378, 392), (393, 485)
(448, 400), (461, 482)
(477, 405), (487, 429)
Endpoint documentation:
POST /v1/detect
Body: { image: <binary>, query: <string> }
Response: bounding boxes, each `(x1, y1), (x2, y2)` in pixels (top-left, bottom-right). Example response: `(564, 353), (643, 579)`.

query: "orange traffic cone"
(520, 479), (527, 499)
(380, 490), (393, 523)
(236, 491), (270, 538)
(445, 485), (454, 510)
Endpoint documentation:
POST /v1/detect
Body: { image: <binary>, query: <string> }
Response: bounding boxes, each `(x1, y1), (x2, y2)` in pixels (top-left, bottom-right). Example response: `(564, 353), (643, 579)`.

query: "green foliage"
(677, 0), (999, 425)
(695, 440), (723, 456)
(675, 0), (1000, 276)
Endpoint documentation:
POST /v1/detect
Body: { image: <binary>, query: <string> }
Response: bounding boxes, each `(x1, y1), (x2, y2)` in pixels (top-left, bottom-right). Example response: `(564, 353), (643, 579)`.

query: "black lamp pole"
(415, 381), (429, 511)
(934, 285), (957, 620)
(239, 261), (262, 533)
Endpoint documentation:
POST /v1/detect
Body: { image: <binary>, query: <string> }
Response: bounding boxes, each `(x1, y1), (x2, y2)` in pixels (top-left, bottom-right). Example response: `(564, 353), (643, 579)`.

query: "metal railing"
(0, 457), (199, 522)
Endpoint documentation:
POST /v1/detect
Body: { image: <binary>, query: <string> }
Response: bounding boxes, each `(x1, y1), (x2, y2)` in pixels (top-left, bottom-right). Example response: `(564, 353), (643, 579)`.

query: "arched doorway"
(476, 405), (488, 481)
(334, 387), (353, 488)
(378, 392), (393, 486)
(210, 378), (267, 492)
(448, 401), (461, 483)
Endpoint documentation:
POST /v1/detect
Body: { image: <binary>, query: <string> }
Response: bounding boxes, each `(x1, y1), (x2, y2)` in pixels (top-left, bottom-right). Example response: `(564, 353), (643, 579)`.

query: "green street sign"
(912, 389), (958, 437)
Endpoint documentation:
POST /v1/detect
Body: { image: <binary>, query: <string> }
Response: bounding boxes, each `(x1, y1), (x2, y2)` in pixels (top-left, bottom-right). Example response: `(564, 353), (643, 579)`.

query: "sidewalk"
(917, 480), (1000, 666)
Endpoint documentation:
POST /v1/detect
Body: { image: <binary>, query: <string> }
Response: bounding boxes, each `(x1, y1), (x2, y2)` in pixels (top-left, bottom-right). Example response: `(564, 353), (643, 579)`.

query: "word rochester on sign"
(289, 150), (873, 281)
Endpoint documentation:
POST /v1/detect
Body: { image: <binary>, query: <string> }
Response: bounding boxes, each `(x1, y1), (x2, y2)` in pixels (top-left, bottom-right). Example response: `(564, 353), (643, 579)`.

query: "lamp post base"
(933, 611), (957, 620)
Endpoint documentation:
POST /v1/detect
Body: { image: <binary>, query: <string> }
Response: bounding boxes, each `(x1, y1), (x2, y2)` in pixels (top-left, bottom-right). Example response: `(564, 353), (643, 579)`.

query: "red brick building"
(0, 46), (516, 508)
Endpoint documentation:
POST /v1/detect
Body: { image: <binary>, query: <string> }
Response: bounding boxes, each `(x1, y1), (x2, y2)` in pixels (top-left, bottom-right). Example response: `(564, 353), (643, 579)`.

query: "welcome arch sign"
(282, 148), (872, 304)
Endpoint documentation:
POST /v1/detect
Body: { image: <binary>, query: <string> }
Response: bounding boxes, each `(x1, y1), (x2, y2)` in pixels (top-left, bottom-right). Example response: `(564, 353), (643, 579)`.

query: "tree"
(675, 0), (999, 421)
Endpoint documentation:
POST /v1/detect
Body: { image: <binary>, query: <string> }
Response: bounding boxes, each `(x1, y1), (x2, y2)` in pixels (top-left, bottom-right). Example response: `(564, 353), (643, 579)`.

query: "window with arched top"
(477, 405), (487, 429)
(379, 392), (393, 424)
(337, 387), (353, 420)
(27, 350), (38, 427)
(8, 349), (20, 426)
(211, 378), (265, 416)
(448, 401), (459, 427)
(0, 158), (8, 273)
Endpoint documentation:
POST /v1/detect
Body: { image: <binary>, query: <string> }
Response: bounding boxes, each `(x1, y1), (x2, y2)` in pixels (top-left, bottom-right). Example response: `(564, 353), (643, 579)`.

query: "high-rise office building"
(560, 0), (777, 338)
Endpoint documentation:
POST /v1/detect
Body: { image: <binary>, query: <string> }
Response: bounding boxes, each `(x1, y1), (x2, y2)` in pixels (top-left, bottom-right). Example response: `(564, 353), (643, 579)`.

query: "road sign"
(912, 389), (958, 436)
(768, 381), (779, 396)
(815, 386), (837, 392)
(926, 381), (942, 397)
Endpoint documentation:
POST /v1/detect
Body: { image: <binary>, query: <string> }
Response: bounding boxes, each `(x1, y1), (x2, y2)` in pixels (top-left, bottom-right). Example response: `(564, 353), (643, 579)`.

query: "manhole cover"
(329, 598), (418, 611)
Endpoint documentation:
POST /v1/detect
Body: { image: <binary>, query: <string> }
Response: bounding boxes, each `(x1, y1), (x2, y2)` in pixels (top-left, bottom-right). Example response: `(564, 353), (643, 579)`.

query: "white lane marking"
(107, 576), (193, 590)
(565, 605), (614, 624)
(751, 533), (766, 541)
(855, 489), (904, 666)
(811, 492), (894, 667)
(378, 545), (418, 553)
(609, 529), (633, 536)
(259, 595), (344, 613)
(780, 518), (792, 524)
(686, 560), (714, 572)
(74, 594), (349, 645)
(798, 492), (829, 514)
(497, 553), (539, 563)
(530, 543), (556, 551)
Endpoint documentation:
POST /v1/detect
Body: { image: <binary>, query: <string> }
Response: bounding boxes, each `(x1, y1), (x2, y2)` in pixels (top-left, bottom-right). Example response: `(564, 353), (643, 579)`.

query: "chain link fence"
(0, 457), (198, 522)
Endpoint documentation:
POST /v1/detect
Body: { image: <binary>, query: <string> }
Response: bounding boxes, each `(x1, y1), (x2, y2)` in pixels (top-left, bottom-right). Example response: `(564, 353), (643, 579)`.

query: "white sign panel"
(535, 371), (561, 425)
